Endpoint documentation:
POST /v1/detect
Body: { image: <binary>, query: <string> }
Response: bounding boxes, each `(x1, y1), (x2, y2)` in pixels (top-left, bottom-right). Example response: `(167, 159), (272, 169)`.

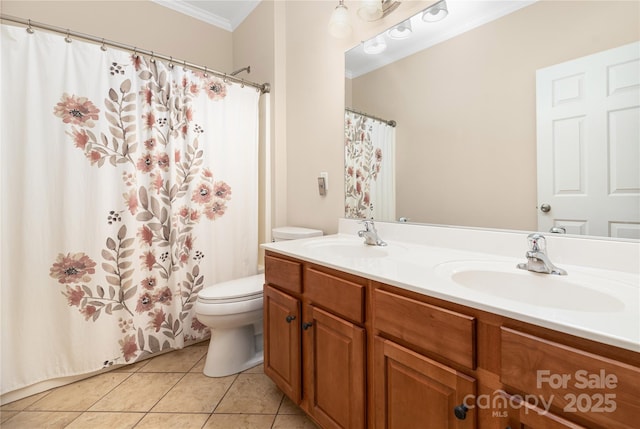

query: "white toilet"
(195, 226), (322, 377)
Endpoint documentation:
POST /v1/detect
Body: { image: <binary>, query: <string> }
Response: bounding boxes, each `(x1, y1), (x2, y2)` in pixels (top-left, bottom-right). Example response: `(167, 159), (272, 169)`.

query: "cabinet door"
(264, 285), (301, 403)
(306, 305), (366, 429)
(374, 336), (476, 429)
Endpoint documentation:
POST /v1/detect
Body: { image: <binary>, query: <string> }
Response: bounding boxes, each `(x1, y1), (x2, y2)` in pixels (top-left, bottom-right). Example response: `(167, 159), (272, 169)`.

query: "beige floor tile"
(139, 345), (208, 373)
(0, 410), (19, 423)
(151, 372), (236, 413)
(1, 411), (81, 429)
(203, 413), (275, 429)
(272, 413), (321, 429)
(88, 373), (183, 412)
(278, 395), (305, 415)
(26, 372), (131, 411)
(242, 363), (264, 374)
(112, 359), (150, 373)
(1, 391), (51, 411)
(215, 373), (283, 414)
(190, 356), (206, 373)
(134, 412), (210, 429)
(64, 411), (144, 428)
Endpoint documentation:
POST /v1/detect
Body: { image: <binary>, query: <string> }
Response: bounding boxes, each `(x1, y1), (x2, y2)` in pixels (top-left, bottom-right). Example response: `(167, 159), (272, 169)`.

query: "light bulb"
(422, 0), (448, 22)
(358, 0), (383, 22)
(388, 19), (412, 39)
(363, 35), (387, 55)
(328, 2), (352, 38)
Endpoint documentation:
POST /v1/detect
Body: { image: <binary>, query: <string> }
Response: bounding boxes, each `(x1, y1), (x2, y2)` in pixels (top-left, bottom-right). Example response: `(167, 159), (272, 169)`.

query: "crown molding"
(151, 0), (233, 32)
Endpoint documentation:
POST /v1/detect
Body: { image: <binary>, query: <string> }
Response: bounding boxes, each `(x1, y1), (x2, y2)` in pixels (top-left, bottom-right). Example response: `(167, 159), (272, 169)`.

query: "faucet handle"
(359, 219), (374, 231)
(526, 233), (546, 252)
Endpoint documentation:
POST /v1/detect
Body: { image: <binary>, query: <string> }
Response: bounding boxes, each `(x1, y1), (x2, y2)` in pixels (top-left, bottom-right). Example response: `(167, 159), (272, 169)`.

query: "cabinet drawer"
(305, 268), (365, 323)
(519, 400), (587, 429)
(374, 289), (476, 369)
(265, 254), (302, 294)
(501, 327), (640, 429)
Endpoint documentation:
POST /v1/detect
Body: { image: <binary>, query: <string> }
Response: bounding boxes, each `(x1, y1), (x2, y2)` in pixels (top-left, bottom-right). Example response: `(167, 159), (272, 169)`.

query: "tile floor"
(1, 342), (319, 429)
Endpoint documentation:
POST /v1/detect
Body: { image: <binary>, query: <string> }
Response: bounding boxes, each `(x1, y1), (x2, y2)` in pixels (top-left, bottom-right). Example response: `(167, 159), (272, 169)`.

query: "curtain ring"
(133, 48), (138, 59)
(183, 60), (188, 72)
(100, 38), (107, 52)
(223, 73), (228, 83)
(240, 79), (245, 88)
(168, 56), (174, 69)
(26, 19), (35, 34)
(150, 51), (155, 63)
(203, 66), (208, 78)
(64, 29), (72, 43)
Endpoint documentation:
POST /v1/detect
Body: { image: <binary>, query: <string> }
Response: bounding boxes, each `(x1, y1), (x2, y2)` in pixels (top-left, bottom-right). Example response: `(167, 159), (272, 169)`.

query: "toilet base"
(202, 324), (264, 377)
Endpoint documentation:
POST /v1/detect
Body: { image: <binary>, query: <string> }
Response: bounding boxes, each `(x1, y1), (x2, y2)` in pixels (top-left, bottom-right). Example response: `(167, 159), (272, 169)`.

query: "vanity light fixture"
(329, 0), (401, 38)
(328, 0), (353, 38)
(358, 0), (384, 21)
(422, 0), (448, 22)
(363, 35), (387, 54)
(388, 18), (412, 39)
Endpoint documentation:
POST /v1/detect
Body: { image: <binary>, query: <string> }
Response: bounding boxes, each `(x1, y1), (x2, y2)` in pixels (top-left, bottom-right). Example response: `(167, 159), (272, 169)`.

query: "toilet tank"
(272, 226), (323, 242)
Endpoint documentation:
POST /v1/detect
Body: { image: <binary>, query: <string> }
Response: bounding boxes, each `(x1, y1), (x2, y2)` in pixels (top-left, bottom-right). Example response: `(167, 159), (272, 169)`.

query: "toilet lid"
(198, 273), (265, 303)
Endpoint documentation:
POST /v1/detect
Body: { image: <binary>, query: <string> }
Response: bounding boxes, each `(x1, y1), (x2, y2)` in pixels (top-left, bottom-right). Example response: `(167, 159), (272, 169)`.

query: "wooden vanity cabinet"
(263, 252), (367, 429)
(264, 284), (301, 402)
(373, 285), (478, 429)
(306, 304), (366, 429)
(264, 251), (640, 429)
(374, 336), (476, 429)
(370, 284), (640, 429)
(500, 327), (640, 429)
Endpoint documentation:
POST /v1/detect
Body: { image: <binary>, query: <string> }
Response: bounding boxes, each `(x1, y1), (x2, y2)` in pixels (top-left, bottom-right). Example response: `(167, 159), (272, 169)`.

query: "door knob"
(285, 315), (296, 323)
(302, 322), (313, 330)
(540, 203), (551, 213)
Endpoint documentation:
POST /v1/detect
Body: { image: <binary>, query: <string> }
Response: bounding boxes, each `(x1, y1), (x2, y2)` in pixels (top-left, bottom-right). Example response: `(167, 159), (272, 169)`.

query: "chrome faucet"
(517, 233), (567, 275)
(357, 220), (387, 246)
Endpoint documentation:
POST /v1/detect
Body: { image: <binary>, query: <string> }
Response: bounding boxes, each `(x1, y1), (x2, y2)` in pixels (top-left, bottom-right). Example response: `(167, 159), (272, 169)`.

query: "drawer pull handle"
(453, 404), (468, 420)
(285, 315), (296, 323)
(302, 322), (313, 330)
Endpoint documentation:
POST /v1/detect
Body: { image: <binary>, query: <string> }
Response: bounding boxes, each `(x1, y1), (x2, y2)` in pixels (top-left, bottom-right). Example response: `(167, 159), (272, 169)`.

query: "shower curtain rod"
(346, 107), (396, 127)
(0, 14), (271, 94)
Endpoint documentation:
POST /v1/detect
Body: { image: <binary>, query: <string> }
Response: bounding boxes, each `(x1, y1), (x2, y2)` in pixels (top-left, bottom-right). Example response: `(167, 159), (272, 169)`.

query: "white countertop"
(262, 226), (640, 353)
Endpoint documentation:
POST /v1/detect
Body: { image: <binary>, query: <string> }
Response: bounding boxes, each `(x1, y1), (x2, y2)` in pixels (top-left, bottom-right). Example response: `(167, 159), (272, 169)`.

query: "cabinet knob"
(453, 404), (468, 420)
(285, 315), (296, 323)
(302, 322), (313, 330)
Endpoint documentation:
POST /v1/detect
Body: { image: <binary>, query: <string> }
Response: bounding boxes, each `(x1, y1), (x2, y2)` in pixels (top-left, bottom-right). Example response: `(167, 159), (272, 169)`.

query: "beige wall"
(351, 1), (640, 231)
(233, 1), (276, 255)
(280, 0), (428, 234)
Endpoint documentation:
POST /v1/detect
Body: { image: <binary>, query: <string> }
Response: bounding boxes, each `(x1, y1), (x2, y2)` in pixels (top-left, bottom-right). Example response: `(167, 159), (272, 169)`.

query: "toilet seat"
(197, 273), (265, 304)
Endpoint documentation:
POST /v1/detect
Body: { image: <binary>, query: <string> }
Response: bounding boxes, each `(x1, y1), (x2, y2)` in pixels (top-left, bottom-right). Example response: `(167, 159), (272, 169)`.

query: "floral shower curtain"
(344, 110), (396, 220)
(0, 24), (260, 395)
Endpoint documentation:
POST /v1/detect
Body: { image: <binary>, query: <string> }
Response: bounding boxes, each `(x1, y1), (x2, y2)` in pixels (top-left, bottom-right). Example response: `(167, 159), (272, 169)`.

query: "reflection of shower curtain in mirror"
(0, 24), (259, 398)
(344, 111), (395, 220)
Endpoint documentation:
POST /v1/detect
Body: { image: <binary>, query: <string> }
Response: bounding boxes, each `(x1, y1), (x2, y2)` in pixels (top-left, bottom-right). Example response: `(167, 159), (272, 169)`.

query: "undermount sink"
(303, 238), (404, 259)
(435, 260), (628, 312)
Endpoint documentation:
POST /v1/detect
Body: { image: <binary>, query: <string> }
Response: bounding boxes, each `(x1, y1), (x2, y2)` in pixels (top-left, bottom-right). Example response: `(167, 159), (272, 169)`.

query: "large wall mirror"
(345, 0), (640, 240)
